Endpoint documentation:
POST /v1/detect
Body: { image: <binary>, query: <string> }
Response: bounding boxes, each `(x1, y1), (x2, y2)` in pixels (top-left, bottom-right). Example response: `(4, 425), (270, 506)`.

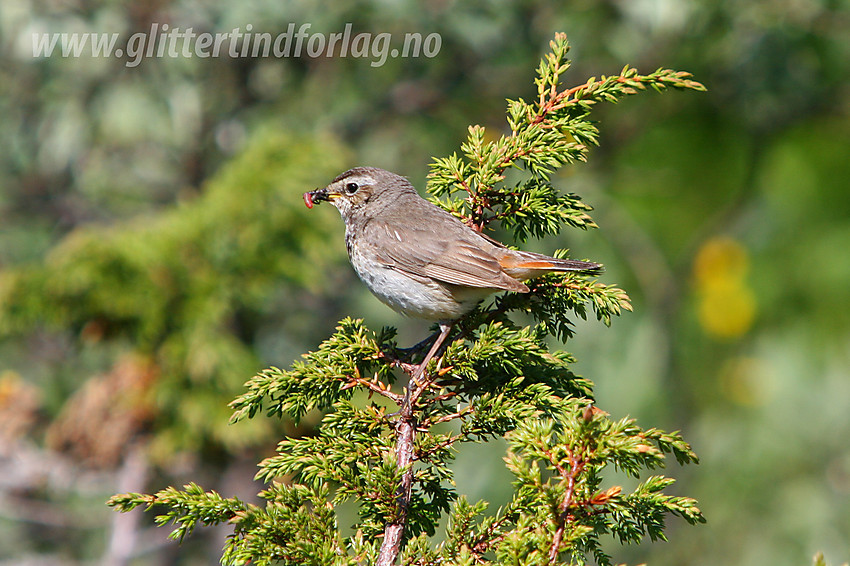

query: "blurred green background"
(1, 0), (848, 564)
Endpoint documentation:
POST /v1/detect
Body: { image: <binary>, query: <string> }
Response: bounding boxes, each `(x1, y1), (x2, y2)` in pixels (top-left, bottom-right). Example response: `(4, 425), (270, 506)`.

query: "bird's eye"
(345, 182), (359, 195)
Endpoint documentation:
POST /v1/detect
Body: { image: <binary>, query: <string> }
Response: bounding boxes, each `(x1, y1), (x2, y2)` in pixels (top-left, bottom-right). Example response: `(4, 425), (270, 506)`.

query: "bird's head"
(304, 167), (416, 221)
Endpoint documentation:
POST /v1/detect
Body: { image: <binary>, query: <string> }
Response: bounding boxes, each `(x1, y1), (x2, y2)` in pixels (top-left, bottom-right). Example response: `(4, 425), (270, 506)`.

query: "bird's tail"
(498, 249), (602, 280)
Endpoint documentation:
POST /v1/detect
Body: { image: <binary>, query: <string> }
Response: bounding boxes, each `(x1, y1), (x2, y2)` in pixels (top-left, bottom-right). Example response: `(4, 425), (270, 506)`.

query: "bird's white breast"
(346, 227), (489, 321)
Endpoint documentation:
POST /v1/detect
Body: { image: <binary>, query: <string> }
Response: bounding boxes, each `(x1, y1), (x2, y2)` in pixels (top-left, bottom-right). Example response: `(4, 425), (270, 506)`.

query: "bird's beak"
(303, 187), (340, 209)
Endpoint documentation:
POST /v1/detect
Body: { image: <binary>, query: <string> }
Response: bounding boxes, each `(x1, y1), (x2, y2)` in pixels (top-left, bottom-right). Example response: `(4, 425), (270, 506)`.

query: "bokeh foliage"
(2, 131), (351, 460)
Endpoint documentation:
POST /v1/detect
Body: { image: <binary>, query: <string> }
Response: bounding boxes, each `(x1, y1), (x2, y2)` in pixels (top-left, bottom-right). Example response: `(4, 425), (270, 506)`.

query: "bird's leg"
(399, 323), (452, 416)
(411, 323), (452, 388)
(393, 329), (441, 363)
(382, 328), (442, 369)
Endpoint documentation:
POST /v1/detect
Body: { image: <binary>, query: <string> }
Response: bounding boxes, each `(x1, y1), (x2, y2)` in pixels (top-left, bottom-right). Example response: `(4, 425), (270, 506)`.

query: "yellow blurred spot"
(0, 371), (21, 404)
(694, 237), (748, 285)
(697, 278), (756, 338)
(693, 237), (756, 339)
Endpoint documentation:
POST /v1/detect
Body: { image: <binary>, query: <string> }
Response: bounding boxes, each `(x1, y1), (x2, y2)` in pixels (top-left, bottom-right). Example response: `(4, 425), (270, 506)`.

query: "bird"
(304, 166), (600, 397)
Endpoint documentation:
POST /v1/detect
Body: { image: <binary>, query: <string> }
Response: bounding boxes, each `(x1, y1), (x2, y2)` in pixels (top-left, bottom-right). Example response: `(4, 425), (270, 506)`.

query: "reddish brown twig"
(375, 413), (416, 566)
(547, 447), (584, 565)
(341, 372), (402, 403)
(376, 323), (454, 566)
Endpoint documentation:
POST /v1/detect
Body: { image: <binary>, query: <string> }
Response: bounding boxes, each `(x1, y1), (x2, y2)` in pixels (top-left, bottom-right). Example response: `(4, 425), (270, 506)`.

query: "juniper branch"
(108, 32), (706, 566)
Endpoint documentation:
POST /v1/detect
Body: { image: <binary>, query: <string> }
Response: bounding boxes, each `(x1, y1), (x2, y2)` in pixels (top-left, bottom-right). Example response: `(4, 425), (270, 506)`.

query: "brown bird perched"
(304, 166), (600, 321)
(304, 167), (600, 393)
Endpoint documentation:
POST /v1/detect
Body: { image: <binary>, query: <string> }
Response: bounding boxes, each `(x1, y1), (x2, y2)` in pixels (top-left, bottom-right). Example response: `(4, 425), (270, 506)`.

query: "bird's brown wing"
(365, 219), (527, 292)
